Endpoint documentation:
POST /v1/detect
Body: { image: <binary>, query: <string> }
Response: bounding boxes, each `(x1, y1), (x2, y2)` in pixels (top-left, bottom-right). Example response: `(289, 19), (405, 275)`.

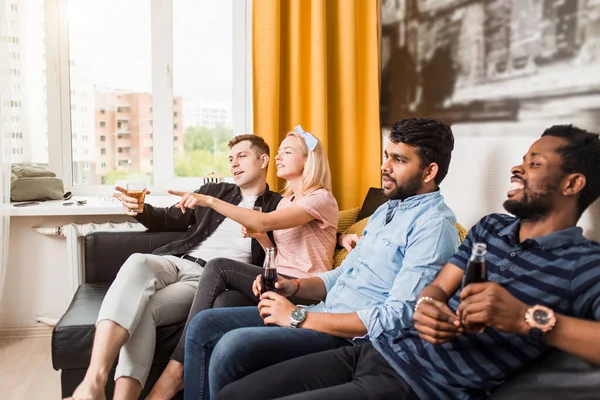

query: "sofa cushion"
(456, 222), (468, 242)
(52, 284), (184, 371)
(333, 217), (370, 268)
(337, 207), (360, 233)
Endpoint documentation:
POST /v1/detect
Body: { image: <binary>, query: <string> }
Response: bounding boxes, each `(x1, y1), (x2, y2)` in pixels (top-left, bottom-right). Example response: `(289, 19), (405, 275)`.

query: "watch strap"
(527, 327), (544, 344)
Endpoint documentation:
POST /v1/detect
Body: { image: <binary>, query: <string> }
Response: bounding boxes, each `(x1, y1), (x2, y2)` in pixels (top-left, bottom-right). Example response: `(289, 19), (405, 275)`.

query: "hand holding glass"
(126, 182), (147, 213)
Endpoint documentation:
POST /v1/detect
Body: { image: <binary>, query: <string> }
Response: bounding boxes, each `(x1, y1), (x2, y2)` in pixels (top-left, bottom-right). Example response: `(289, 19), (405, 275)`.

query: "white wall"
(443, 135), (600, 240)
(0, 215), (129, 330)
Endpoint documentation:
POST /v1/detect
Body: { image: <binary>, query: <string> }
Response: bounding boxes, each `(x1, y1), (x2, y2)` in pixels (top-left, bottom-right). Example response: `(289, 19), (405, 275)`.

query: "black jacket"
(134, 182), (282, 266)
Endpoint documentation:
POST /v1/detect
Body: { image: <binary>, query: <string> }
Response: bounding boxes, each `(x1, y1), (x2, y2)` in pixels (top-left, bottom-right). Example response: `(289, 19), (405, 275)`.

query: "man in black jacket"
(68, 135), (281, 400)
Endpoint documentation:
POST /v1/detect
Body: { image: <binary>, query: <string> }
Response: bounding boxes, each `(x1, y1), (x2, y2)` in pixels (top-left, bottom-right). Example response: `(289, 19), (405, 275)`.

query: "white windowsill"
(8, 195), (180, 217)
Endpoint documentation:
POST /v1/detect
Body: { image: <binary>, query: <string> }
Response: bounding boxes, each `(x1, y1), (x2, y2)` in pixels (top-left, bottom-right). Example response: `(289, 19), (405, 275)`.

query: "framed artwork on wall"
(380, 0), (600, 139)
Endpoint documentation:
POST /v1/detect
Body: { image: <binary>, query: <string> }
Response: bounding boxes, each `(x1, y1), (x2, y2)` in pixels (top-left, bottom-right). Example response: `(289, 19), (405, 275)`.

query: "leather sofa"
(51, 189), (600, 399)
(52, 230), (189, 399)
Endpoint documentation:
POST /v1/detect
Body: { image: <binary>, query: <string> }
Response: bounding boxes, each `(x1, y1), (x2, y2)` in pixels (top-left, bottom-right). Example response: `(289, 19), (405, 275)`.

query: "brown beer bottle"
(462, 242), (487, 333)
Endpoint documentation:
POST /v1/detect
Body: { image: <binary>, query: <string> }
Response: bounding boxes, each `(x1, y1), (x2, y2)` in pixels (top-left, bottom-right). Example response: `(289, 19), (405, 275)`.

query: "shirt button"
(510, 252), (516, 257)
(500, 267), (506, 272)
(351, 271), (357, 278)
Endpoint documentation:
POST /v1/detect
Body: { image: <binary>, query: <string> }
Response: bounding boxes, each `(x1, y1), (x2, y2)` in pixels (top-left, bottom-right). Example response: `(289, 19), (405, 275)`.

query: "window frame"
(44, 0), (252, 195)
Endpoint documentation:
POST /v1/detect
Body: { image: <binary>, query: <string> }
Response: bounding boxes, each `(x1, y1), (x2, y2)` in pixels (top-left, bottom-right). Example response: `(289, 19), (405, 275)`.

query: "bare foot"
(65, 377), (107, 400)
(146, 360), (184, 400)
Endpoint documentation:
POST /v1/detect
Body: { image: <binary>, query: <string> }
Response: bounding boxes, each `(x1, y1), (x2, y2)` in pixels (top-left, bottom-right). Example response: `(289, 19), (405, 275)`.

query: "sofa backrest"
(84, 231), (187, 283)
(357, 187), (388, 221)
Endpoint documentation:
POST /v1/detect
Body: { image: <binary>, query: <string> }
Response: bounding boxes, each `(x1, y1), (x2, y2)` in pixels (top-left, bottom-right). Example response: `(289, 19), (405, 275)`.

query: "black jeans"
(170, 257), (317, 363)
(216, 343), (419, 400)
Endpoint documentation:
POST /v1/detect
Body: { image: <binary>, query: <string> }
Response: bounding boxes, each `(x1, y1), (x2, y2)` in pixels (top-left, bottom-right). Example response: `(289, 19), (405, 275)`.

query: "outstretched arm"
(168, 190), (315, 232)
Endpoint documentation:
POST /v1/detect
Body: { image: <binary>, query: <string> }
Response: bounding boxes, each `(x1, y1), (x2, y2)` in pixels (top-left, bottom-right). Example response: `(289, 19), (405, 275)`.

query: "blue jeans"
(183, 306), (351, 400)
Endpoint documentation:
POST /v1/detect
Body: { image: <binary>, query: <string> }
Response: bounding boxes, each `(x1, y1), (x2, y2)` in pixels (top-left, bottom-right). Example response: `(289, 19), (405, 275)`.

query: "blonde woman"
(148, 126), (339, 399)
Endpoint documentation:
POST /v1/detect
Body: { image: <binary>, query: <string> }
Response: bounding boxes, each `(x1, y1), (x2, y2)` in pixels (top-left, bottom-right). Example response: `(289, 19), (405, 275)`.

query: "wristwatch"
(290, 307), (308, 328)
(525, 305), (556, 343)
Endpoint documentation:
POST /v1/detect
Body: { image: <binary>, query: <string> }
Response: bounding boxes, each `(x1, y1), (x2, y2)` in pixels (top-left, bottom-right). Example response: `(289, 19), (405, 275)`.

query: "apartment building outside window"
(10, 0), (250, 193)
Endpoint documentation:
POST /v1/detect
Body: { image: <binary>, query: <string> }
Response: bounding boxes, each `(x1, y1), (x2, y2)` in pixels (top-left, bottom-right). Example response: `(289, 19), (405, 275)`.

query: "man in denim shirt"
(182, 118), (461, 400)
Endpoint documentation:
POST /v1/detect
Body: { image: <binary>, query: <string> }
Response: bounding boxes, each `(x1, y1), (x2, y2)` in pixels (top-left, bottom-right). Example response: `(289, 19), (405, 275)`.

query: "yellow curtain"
(253, 0), (381, 210)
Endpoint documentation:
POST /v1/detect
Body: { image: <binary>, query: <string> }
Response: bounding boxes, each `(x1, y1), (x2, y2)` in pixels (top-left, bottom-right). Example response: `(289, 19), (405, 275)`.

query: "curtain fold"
(253, 0), (381, 209)
(0, 0), (11, 304)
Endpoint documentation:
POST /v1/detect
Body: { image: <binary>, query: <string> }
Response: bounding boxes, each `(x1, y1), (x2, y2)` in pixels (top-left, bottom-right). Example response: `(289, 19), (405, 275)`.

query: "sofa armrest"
(489, 350), (600, 399)
(84, 230), (188, 284)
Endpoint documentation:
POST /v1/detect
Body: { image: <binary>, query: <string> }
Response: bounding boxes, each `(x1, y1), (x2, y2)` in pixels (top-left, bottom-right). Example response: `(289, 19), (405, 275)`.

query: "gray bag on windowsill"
(10, 164), (67, 202)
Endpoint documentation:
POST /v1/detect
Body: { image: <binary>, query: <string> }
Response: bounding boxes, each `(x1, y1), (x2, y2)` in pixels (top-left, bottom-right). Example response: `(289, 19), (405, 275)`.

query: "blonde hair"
(281, 131), (332, 197)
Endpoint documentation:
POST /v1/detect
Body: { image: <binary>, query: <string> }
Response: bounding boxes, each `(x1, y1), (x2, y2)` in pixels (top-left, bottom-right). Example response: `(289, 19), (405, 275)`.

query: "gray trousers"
(96, 253), (203, 386)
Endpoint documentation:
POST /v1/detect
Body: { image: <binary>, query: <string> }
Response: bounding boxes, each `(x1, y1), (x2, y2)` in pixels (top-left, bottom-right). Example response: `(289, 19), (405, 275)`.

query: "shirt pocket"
(367, 234), (403, 264)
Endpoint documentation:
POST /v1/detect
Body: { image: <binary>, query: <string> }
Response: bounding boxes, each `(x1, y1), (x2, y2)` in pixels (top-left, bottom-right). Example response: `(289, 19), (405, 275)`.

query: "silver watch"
(290, 307), (307, 328)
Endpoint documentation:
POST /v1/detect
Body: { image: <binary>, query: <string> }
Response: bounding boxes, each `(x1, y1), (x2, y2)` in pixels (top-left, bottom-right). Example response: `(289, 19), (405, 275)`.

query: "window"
(67, 0), (152, 186)
(5, 1), (49, 170)
(173, 0), (235, 179)
(37, 0), (250, 192)
(101, 162), (107, 168)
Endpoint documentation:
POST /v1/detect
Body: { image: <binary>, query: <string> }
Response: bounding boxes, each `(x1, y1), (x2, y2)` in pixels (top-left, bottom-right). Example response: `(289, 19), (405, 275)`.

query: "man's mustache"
(382, 173), (396, 184)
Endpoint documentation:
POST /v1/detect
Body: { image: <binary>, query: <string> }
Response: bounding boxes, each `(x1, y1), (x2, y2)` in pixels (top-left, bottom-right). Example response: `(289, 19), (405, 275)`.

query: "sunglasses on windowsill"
(63, 200), (87, 206)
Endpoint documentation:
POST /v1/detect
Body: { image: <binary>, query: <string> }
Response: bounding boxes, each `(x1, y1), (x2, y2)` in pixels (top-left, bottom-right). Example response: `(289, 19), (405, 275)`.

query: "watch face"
(533, 309), (550, 325)
(291, 308), (307, 322)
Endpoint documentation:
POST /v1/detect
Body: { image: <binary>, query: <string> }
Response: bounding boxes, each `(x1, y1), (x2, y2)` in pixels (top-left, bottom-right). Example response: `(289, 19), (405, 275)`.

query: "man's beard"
(503, 181), (558, 222)
(383, 170), (423, 201)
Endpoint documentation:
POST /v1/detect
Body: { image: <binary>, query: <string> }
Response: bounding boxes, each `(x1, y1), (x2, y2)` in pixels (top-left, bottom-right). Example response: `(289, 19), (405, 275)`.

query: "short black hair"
(542, 124), (600, 215)
(389, 118), (454, 185)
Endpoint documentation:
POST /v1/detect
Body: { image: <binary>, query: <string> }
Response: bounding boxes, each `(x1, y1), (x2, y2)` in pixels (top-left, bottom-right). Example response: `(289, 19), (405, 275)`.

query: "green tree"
(176, 125), (233, 178)
(103, 169), (151, 185)
(103, 169), (129, 185)
(175, 149), (230, 177)
(183, 125), (233, 154)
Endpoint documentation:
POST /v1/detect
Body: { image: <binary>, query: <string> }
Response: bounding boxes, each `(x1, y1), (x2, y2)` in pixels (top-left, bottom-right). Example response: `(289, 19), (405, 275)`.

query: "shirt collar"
(231, 183), (272, 201)
(387, 190), (441, 211)
(533, 226), (585, 250)
(499, 219), (585, 250)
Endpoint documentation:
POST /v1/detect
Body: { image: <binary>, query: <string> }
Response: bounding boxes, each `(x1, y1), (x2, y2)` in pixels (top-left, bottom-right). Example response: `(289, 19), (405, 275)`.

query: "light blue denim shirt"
(306, 190), (460, 341)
